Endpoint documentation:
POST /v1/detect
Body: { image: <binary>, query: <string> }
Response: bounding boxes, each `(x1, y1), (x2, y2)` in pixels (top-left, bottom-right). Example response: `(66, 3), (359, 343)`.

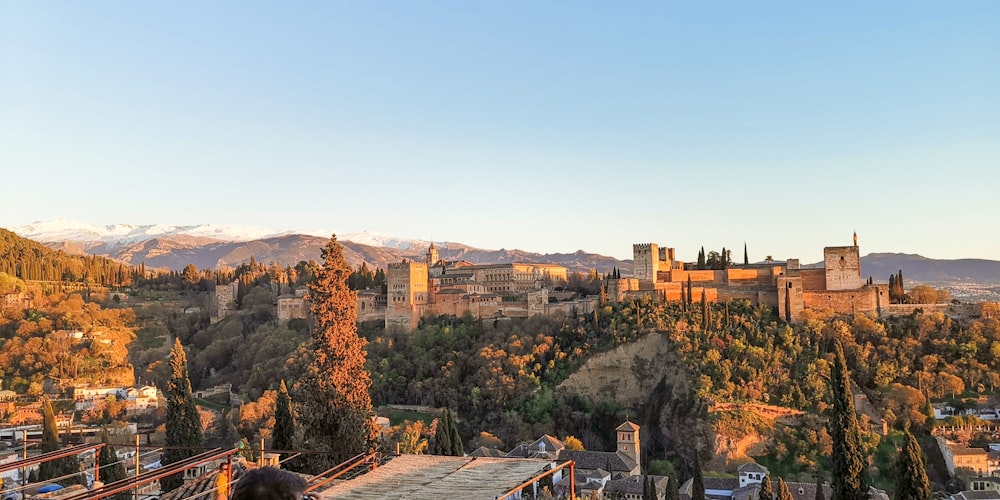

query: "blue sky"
(2, 1), (998, 261)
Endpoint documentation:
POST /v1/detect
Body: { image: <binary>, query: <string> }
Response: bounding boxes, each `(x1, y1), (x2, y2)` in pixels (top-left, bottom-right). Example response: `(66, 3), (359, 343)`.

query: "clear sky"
(2, 1), (998, 262)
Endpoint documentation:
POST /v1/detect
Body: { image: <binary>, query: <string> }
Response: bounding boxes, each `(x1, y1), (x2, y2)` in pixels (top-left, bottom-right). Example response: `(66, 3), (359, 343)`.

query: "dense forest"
(0, 228), (133, 286)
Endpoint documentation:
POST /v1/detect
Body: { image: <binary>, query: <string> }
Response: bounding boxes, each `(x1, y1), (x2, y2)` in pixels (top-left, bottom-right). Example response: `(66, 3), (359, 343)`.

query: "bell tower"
(616, 420), (641, 473)
(426, 242), (439, 266)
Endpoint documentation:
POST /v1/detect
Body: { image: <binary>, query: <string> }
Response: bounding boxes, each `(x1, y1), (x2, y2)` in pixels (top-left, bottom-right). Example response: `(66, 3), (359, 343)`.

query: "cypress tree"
(758, 475), (773, 500)
(691, 449), (705, 500)
(687, 276), (693, 308)
(701, 290), (708, 330)
(272, 380), (296, 453)
(448, 409), (463, 456)
(297, 235), (377, 472)
(697, 247), (706, 270)
(744, 243), (749, 266)
(433, 409), (452, 456)
(162, 338), (204, 492)
(829, 342), (868, 500)
(98, 428), (129, 498)
(665, 476), (679, 500)
(39, 397), (68, 482)
(893, 429), (931, 500)
(777, 478), (793, 500)
(815, 475), (826, 500)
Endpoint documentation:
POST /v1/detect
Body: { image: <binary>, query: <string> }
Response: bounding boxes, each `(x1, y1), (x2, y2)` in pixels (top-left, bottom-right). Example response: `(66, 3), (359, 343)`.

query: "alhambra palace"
(288, 233), (893, 329)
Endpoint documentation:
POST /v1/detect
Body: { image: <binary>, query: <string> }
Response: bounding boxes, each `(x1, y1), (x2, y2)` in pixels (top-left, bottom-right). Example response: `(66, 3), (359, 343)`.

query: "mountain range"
(7, 221), (1000, 298)
(9, 220), (628, 275)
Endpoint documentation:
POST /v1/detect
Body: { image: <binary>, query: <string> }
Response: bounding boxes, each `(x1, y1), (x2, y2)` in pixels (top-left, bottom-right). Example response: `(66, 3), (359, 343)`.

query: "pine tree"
(98, 428), (129, 498)
(162, 338), (204, 492)
(893, 429), (931, 500)
(182, 263), (200, 287)
(758, 475), (773, 500)
(272, 380), (296, 452)
(777, 478), (793, 500)
(829, 342), (868, 500)
(296, 235), (377, 472)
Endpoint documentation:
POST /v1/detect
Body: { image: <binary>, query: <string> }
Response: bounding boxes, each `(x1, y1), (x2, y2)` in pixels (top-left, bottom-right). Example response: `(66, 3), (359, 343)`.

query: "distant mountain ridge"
(7, 221), (1000, 286)
(12, 219), (425, 251)
(859, 253), (1000, 283)
(7, 220), (632, 274)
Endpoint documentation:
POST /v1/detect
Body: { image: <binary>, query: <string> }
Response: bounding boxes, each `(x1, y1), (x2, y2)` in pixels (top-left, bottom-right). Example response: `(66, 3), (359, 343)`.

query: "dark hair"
(230, 467), (308, 500)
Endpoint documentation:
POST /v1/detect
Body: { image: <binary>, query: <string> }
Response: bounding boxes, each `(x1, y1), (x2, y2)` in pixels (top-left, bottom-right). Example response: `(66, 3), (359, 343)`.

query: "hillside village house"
(72, 385), (158, 413)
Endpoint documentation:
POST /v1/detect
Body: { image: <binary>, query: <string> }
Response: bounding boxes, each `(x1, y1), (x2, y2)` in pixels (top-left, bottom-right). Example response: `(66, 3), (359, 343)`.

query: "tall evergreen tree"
(829, 342), (868, 500)
(687, 276), (693, 308)
(162, 338), (204, 492)
(98, 428), (129, 498)
(433, 409), (452, 456)
(744, 243), (749, 266)
(691, 449), (705, 500)
(893, 429), (931, 500)
(758, 475), (773, 500)
(815, 475), (826, 500)
(297, 235), (377, 472)
(665, 476), (679, 500)
(447, 409), (464, 456)
(777, 478), (794, 500)
(272, 380), (296, 452)
(697, 247), (706, 270)
(38, 397), (82, 485)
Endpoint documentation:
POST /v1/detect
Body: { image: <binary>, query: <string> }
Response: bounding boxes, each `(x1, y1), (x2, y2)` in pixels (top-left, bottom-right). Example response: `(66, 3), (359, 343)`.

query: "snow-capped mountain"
(6, 219), (631, 275)
(11, 219), (427, 251)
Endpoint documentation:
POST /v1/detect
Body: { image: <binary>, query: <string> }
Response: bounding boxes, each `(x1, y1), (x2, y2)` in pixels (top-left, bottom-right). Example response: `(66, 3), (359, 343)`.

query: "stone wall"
(776, 276), (804, 321)
(794, 268), (827, 291)
(803, 287), (880, 315)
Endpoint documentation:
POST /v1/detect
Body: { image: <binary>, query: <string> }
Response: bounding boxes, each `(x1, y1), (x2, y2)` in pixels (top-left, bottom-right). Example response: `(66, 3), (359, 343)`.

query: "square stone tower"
(386, 260), (429, 329)
(824, 246), (862, 291)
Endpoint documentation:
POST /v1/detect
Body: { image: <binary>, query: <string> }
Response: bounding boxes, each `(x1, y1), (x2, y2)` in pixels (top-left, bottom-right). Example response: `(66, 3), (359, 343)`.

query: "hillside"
(0, 228), (132, 286)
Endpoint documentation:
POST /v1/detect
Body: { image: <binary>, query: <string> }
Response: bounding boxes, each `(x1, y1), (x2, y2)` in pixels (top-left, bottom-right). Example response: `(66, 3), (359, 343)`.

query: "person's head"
(230, 467), (311, 500)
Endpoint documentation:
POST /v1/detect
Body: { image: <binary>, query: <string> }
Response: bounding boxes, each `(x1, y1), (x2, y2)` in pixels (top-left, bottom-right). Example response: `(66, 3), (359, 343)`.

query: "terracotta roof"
(953, 492), (1000, 500)
(738, 461), (769, 474)
(955, 447), (989, 455)
(468, 446), (506, 458)
(615, 420), (639, 432)
(320, 455), (556, 499)
(556, 450), (635, 473)
(159, 471), (223, 500)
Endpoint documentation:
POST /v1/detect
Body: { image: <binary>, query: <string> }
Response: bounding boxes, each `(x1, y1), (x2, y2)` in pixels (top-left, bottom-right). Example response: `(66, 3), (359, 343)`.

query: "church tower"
(616, 420), (641, 474)
(426, 242), (439, 267)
